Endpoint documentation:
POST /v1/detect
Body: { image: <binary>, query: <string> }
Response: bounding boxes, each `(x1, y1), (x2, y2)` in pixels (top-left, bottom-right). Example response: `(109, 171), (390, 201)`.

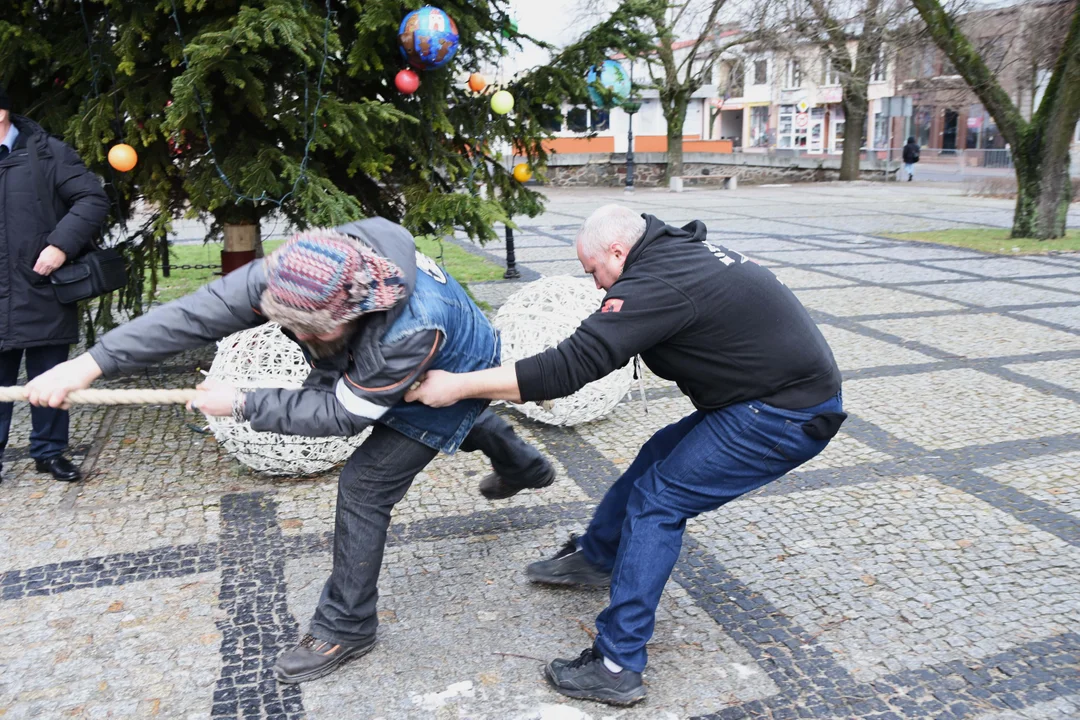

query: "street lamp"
(623, 62), (640, 193)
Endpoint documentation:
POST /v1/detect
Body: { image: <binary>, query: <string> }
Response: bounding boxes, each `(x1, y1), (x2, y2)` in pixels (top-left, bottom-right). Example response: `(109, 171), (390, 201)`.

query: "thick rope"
(0, 386), (196, 405)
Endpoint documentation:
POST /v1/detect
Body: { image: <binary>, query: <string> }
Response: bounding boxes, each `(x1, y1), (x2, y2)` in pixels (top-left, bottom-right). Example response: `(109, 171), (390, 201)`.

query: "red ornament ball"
(395, 69), (420, 94)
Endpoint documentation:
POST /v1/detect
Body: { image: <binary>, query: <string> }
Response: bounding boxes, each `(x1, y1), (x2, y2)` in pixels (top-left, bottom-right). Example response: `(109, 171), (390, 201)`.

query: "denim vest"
(378, 253), (500, 453)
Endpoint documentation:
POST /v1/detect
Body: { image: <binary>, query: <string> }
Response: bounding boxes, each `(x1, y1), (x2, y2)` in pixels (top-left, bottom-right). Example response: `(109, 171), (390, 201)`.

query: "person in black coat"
(0, 85), (109, 481)
(902, 136), (920, 181)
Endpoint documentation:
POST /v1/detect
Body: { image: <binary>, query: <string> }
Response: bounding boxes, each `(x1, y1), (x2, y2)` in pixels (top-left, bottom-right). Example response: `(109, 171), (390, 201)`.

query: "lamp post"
(623, 62), (640, 194)
(504, 223), (520, 279)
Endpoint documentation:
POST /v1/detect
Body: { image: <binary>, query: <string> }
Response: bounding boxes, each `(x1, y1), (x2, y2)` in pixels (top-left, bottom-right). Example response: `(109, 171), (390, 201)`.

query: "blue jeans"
(0, 345), (71, 461)
(580, 392), (843, 672)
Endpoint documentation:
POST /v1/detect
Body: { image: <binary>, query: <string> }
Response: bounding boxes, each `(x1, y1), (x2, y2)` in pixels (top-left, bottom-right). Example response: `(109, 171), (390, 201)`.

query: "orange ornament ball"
(108, 143), (138, 172)
(512, 163), (532, 183)
(467, 73), (487, 93)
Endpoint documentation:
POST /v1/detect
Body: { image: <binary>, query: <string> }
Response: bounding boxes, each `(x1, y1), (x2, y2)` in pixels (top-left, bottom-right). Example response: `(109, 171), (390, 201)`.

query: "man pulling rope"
(25, 219), (556, 685)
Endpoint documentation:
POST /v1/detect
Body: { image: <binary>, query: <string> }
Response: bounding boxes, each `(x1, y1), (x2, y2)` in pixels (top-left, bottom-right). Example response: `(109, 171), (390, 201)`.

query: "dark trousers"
(309, 408), (549, 645)
(0, 344), (71, 462)
(581, 392), (844, 672)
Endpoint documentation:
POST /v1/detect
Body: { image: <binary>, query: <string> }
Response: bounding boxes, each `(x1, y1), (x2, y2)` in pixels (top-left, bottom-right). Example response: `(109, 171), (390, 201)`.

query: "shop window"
(750, 106), (770, 147)
(873, 112), (888, 149)
(913, 105), (933, 147)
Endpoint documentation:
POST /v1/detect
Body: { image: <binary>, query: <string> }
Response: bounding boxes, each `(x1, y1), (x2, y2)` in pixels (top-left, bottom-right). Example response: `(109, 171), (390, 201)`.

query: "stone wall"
(539, 151), (896, 187)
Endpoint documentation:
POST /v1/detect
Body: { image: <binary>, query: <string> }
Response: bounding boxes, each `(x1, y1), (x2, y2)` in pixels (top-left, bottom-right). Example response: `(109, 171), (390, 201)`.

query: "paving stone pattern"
(1, 185), (1078, 719)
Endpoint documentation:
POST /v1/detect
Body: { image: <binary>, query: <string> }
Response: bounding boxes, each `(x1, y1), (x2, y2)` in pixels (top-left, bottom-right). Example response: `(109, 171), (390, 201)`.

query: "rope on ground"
(0, 387), (196, 405)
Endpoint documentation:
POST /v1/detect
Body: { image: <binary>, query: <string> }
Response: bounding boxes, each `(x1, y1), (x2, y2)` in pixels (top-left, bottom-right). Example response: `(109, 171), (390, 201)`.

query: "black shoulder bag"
(27, 135), (128, 305)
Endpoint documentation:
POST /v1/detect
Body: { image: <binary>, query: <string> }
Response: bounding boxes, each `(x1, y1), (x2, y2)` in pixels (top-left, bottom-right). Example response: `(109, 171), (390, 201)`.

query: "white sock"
(603, 656), (623, 673)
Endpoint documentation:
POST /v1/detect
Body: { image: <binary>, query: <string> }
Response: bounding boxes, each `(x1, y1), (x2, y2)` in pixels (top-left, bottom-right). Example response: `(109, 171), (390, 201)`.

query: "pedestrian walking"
(902, 136), (921, 181)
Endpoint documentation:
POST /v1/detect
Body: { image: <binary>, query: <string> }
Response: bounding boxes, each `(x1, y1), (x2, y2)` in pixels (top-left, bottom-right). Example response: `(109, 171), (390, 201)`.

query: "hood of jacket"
(623, 214), (708, 274)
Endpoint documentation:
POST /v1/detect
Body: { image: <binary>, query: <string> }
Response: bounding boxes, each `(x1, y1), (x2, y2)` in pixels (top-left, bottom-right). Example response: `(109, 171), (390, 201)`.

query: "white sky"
(502, 0), (585, 75)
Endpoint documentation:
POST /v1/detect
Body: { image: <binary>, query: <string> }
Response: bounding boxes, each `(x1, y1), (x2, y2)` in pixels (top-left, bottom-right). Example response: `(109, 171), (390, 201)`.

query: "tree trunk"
(667, 132), (685, 179)
(840, 103), (867, 181)
(222, 222), (261, 274)
(1011, 133), (1071, 239)
(1034, 155), (1071, 239)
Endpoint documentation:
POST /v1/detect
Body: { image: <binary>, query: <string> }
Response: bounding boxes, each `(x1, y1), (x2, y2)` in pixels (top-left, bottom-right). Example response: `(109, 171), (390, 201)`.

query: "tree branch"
(909, 0), (1027, 145)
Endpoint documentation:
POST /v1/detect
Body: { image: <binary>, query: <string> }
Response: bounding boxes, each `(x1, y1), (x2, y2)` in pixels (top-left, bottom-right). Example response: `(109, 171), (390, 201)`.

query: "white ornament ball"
(494, 276), (634, 425)
(205, 322), (370, 475)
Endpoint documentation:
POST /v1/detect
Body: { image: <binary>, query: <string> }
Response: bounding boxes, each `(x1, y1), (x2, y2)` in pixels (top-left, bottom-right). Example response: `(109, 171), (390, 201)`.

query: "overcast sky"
(503, 0), (584, 74)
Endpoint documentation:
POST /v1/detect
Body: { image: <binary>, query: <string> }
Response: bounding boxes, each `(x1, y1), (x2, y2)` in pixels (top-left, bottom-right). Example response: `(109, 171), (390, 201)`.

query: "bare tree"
(783, 0), (907, 180)
(910, 0), (1080, 239)
(573, 0), (770, 179)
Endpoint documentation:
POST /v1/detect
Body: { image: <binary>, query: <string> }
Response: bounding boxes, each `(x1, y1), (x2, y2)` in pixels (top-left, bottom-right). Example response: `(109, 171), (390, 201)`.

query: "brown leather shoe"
(478, 462), (556, 500)
(274, 634), (376, 684)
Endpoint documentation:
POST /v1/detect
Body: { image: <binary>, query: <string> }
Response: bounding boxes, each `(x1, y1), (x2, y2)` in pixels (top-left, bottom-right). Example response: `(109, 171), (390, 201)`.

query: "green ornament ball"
(491, 90), (515, 115)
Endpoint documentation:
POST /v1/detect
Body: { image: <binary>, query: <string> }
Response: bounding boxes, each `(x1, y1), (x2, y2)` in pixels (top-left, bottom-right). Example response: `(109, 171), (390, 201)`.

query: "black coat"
(902, 142), (921, 164)
(0, 116), (109, 350)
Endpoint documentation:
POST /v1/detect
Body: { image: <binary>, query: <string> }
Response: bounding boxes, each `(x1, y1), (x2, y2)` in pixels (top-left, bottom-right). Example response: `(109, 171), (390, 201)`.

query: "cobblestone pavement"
(2, 184), (1078, 719)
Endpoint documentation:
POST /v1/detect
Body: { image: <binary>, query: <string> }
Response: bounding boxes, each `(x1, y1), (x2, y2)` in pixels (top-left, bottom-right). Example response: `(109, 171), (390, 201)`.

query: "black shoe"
(526, 535), (611, 588)
(274, 634), (376, 684)
(34, 456), (81, 482)
(478, 461), (556, 500)
(545, 646), (646, 706)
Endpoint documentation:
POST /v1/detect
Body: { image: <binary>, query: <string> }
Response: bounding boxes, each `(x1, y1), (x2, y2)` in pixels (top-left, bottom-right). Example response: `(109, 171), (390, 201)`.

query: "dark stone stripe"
(211, 492), (304, 720)
(1, 542), (218, 601)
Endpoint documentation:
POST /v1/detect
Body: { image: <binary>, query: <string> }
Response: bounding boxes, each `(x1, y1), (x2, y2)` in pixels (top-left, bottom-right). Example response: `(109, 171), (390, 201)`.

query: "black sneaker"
(544, 646), (646, 706)
(526, 535), (611, 588)
(478, 461), (556, 500)
(273, 634), (376, 684)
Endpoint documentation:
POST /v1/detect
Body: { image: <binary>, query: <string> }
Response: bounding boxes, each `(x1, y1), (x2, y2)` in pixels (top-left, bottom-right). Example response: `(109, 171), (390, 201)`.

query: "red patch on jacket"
(601, 298), (624, 313)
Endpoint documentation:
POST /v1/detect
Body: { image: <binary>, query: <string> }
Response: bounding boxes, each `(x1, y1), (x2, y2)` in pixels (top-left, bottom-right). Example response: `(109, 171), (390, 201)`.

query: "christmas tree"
(1, 0), (595, 319)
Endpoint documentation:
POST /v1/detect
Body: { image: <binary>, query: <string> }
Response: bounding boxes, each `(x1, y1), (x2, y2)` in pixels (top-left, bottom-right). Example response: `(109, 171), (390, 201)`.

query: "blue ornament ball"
(398, 6), (460, 70)
(586, 59), (631, 108)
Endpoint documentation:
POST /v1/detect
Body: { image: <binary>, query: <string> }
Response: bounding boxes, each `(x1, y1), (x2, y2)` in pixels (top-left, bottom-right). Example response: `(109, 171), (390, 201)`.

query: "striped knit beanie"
(260, 228), (407, 335)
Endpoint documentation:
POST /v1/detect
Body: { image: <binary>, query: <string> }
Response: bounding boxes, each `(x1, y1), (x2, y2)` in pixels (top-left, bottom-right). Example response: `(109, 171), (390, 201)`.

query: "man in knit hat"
(26, 218), (555, 684)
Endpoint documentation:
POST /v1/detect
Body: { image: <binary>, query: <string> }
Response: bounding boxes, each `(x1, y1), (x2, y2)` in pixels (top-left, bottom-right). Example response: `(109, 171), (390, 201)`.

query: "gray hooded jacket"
(89, 218), (443, 437)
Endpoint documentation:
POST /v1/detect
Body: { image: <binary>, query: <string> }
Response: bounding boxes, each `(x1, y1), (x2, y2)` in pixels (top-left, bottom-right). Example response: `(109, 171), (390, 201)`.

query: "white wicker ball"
(205, 322), (370, 475)
(494, 276), (633, 425)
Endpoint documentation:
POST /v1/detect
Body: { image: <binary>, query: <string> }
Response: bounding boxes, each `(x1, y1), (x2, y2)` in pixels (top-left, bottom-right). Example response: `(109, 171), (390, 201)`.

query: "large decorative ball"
(586, 59), (631, 108)
(398, 6), (460, 71)
(494, 277), (634, 426)
(108, 144), (138, 172)
(490, 90), (515, 115)
(205, 323), (370, 476)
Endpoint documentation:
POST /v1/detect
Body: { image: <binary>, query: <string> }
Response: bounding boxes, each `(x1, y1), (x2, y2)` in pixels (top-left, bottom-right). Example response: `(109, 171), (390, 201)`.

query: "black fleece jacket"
(515, 215), (841, 411)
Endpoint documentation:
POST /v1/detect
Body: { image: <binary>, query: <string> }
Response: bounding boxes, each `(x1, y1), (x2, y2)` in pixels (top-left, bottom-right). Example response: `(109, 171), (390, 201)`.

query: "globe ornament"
(398, 6), (460, 70)
(490, 90), (514, 115)
(205, 323), (370, 476)
(108, 144), (138, 172)
(586, 59), (631, 108)
(494, 277), (634, 426)
(512, 163), (532, 182)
